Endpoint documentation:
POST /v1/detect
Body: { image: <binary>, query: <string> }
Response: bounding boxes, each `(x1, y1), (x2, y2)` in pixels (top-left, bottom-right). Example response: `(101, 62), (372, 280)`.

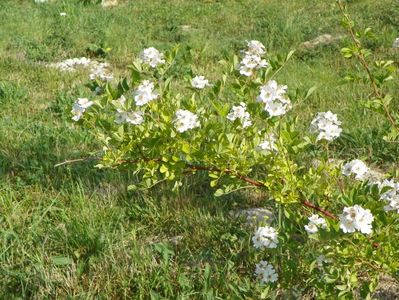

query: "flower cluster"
(304, 214), (327, 234)
(71, 98), (94, 121)
(257, 133), (278, 153)
(89, 62), (113, 81)
(254, 261), (278, 284)
(134, 80), (159, 106)
(116, 95), (126, 105)
(173, 109), (200, 133)
(191, 75), (211, 89)
(115, 110), (144, 125)
(342, 159), (369, 181)
(310, 111), (342, 142)
(50, 58), (114, 82)
(339, 205), (374, 234)
(227, 102), (252, 128)
(257, 80), (291, 117)
(252, 226), (278, 249)
(140, 47), (165, 68)
(377, 179), (399, 213)
(239, 40), (268, 77)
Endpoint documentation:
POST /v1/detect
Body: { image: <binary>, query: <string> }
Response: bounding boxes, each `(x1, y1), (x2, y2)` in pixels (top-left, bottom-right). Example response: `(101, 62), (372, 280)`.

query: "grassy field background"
(0, 0), (398, 298)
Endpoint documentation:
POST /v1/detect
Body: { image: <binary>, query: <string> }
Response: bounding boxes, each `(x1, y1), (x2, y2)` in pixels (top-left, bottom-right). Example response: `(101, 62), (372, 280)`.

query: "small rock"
(168, 235), (183, 246)
(300, 34), (344, 49)
(373, 275), (399, 300)
(148, 235), (183, 246)
(393, 37), (399, 49)
(101, 0), (118, 7)
(180, 25), (192, 33)
(230, 207), (274, 227)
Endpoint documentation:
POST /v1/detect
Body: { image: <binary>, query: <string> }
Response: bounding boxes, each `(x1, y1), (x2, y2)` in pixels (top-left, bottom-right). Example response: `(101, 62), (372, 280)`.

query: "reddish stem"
(302, 200), (337, 220)
(55, 156), (337, 220)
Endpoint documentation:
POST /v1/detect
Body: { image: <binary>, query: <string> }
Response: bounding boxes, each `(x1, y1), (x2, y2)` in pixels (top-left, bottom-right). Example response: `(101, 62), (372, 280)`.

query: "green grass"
(0, 0), (398, 298)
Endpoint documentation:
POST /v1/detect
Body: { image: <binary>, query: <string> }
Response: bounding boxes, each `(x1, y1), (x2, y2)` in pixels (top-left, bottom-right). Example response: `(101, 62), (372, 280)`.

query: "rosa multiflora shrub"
(71, 41), (398, 298)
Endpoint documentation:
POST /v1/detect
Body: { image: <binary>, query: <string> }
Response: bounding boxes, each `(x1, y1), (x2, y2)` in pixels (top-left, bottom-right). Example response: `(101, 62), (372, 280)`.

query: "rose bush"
(70, 38), (398, 298)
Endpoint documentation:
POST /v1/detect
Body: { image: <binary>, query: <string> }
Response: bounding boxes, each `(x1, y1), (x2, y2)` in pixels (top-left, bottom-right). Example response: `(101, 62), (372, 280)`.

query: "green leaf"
(181, 143), (190, 154)
(160, 164), (168, 173)
(127, 184), (137, 191)
(210, 180), (218, 187)
(336, 284), (348, 291)
(214, 189), (224, 197)
(341, 47), (353, 58)
(304, 86), (317, 100)
(285, 50), (295, 62)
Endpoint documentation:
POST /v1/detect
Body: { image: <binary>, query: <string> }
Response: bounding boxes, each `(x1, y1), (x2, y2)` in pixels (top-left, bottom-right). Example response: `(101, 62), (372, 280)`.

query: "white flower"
(71, 105), (85, 122)
(246, 40), (266, 56)
(393, 38), (399, 49)
(117, 95), (126, 106)
(378, 179), (399, 200)
(304, 214), (327, 234)
(384, 196), (399, 213)
(76, 98), (93, 109)
(310, 111), (342, 142)
(256, 80), (291, 117)
(254, 261), (278, 284)
(34, 0), (47, 3)
(264, 98), (291, 117)
(377, 179), (399, 213)
(304, 223), (319, 234)
(257, 59), (269, 69)
(227, 102), (252, 128)
(173, 109), (200, 133)
(140, 47), (165, 68)
(252, 226), (278, 249)
(239, 64), (254, 77)
(115, 109), (144, 125)
(89, 62), (113, 81)
(257, 80), (287, 103)
(71, 98), (93, 121)
(239, 54), (269, 77)
(342, 159), (369, 181)
(339, 205), (374, 234)
(60, 12), (67, 17)
(258, 134), (278, 152)
(238, 40), (269, 77)
(191, 75), (211, 89)
(134, 80), (159, 106)
(241, 54), (261, 69)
